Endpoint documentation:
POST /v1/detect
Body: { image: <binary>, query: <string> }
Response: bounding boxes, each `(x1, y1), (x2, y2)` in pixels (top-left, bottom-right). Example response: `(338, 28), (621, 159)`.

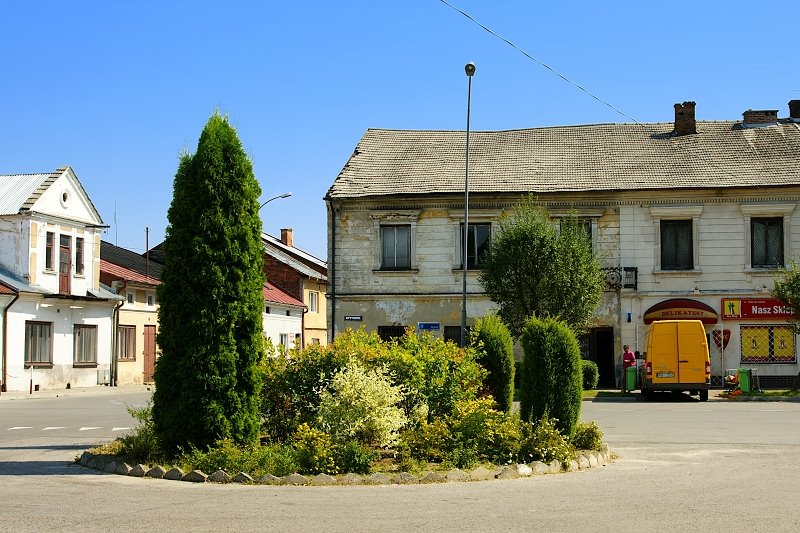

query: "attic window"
(60, 190), (70, 208)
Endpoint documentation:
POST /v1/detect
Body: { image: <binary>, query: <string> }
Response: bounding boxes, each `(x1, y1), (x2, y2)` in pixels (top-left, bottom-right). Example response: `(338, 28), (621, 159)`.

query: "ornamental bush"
(519, 316), (583, 438)
(448, 399), (521, 466)
(581, 359), (599, 390)
(571, 420), (604, 451)
(317, 360), (407, 447)
(292, 423), (336, 475)
(471, 315), (515, 412)
(519, 416), (574, 466)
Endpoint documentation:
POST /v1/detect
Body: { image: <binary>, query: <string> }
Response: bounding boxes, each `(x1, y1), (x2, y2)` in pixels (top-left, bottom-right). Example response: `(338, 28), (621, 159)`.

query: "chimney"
(742, 109), (778, 127)
(280, 228), (294, 247)
(789, 100), (800, 123)
(673, 101), (697, 135)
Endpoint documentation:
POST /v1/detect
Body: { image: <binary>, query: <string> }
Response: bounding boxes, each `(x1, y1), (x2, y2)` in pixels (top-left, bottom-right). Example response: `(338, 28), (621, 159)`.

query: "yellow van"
(640, 320), (711, 401)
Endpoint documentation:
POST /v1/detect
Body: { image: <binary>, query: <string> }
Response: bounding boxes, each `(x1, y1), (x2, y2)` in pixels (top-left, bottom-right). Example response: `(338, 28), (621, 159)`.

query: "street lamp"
(461, 62), (475, 348)
(260, 192), (292, 209)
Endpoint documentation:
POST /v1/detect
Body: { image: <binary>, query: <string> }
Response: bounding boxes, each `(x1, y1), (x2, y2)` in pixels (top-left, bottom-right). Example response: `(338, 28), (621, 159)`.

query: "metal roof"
(0, 173), (51, 215)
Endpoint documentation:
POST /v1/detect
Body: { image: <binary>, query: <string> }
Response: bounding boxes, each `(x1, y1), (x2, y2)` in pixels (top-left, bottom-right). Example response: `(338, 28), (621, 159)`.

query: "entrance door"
(143, 325), (156, 383)
(59, 235), (71, 294)
(589, 327), (616, 388)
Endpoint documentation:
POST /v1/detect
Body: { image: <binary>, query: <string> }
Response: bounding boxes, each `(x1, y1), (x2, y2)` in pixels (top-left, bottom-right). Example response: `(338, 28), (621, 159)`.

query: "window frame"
(25, 321), (53, 366)
(750, 217), (784, 269)
(370, 211), (419, 273)
(73, 324), (98, 366)
(308, 291), (319, 313)
(380, 224), (412, 270)
(459, 222), (492, 269)
(741, 204), (794, 271)
(660, 219), (694, 270)
(117, 325), (136, 361)
(650, 206), (703, 273)
(377, 325), (406, 342)
(45, 231), (55, 271)
(75, 237), (84, 276)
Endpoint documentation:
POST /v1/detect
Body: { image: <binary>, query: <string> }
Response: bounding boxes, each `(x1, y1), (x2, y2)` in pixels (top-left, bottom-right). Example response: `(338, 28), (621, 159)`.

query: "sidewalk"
(0, 384), (153, 401)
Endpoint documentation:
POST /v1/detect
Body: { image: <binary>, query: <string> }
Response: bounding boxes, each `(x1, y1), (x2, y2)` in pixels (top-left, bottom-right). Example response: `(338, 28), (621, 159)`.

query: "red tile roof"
(264, 281), (305, 308)
(0, 281), (16, 295)
(100, 260), (162, 285)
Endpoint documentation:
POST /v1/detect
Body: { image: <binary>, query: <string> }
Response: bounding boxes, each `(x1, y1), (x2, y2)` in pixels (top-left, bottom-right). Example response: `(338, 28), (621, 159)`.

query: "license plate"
(656, 372), (675, 378)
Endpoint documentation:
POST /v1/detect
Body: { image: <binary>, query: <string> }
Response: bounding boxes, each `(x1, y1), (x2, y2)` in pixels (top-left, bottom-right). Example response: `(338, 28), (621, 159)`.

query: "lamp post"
(260, 192), (292, 209)
(461, 62), (475, 348)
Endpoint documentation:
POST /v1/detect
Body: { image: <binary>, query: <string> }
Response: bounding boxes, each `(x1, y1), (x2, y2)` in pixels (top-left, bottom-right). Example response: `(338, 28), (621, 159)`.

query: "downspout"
(110, 280), (126, 387)
(327, 199), (336, 343)
(2, 292), (20, 394)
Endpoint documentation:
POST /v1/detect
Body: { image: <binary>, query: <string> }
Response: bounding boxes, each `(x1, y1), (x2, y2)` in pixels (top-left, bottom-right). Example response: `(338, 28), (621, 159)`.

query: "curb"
(76, 444), (613, 486)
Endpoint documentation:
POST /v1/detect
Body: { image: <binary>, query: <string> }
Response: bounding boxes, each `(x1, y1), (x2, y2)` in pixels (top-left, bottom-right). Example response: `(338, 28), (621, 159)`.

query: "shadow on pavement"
(0, 460), (101, 476)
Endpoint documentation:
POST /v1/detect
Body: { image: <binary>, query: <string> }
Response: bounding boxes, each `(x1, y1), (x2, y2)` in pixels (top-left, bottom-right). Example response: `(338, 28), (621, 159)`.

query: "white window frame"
(650, 206), (703, 273)
(741, 204), (794, 271)
(73, 324), (97, 365)
(309, 291), (319, 313)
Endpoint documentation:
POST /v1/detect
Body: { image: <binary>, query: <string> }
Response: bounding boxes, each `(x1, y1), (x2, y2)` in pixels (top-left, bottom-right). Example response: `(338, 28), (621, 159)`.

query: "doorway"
(589, 327), (616, 388)
(143, 325), (156, 383)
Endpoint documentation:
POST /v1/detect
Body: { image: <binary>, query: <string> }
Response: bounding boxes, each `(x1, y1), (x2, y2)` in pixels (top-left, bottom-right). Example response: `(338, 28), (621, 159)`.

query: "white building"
(326, 100), (800, 389)
(0, 167), (120, 393)
(262, 280), (305, 351)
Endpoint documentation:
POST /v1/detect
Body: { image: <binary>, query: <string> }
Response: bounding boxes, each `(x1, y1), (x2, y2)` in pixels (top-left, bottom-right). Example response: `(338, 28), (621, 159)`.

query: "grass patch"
(581, 390), (635, 399)
(746, 389), (800, 397)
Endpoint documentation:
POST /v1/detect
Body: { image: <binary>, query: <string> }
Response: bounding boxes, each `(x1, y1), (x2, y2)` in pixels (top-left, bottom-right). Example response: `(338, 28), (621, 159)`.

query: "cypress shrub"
(470, 315), (515, 412)
(153, 112), (265, 453)
(581, 359), (599, 390)
(519, 316), (583, 438)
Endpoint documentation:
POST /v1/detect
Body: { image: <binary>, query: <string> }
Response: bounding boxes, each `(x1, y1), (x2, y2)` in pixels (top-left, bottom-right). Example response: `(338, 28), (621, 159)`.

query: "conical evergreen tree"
(152, 112), (265, 452)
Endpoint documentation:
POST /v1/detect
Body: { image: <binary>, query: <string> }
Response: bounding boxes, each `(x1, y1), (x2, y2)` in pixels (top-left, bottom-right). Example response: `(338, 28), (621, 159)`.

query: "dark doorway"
(589, 327), (616, 388)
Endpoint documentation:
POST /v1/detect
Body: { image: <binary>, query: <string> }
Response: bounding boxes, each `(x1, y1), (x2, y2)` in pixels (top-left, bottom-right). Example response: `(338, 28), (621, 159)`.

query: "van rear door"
(677, 321), (707, 384)
(650, 322), (679, 385)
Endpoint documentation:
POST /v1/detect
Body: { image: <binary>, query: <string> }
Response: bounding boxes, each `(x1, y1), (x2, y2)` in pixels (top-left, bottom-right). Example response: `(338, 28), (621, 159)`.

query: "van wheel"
(699, 389), (708, 402)
(643, 387), (652, 401)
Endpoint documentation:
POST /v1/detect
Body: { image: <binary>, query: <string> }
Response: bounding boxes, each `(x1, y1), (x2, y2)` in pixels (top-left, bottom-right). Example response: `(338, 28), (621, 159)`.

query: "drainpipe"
(110, 282), (126, 387)
(2, 292), (20, 394)
(328, 200), (336, 343)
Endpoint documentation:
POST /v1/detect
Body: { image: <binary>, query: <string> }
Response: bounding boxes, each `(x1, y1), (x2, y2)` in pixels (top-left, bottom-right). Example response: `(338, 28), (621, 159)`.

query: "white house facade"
(0, 167), (120, 392)
(326, 100), (800, 389)
(262, 281), (305, 351)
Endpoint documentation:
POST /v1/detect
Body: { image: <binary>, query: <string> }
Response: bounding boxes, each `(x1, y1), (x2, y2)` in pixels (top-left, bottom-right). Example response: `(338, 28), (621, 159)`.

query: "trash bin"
(738, 368), (751, 393)
(626, 365), (637, 392)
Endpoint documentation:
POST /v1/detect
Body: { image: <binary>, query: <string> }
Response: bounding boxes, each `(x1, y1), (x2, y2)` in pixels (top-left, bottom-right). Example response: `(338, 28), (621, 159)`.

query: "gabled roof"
(100, 260), (162, 286)
(0, 279), (17, 295)
(326, 121), (800, 199)
(0, 166), (103, 223)
(101, 241), (163, 280)
(262, 233), (327, 281)
(263, 281), (305, 308)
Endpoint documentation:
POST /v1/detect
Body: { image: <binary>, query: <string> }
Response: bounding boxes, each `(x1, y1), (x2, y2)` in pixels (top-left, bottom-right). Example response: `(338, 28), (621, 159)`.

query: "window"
(279, 333), (290, 348)
(740, 325), (796, 363)
(75, 237), (84, 275)
(311, 338), (321, 345)
(73, 325), (97, 365)
(751, 217), (783, 268)
(286, 310), (291, 317)
(147, 294), (155, 306)
(25, 321), (52, 365)
(127, 293), (134, 304)
(460, 223), (491, 268)
(444, 325), (472, 347)
(309, 291), (319, 313)
(45, 232), (55, 270)
(265, 305), (271, 314)
(660, 220), (693, 270)
(378, 325), (406, 342)
(381, 225), (411, 270)
(118, 325), (136, 360)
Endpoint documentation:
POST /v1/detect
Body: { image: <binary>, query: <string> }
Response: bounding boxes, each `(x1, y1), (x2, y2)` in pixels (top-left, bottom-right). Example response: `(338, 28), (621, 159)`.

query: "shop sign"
(720, 298), (794, 320)
(643, 298), (718, 324)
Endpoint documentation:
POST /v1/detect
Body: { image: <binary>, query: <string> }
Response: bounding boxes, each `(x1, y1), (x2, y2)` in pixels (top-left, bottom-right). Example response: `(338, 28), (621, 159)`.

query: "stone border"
(77, 444), (612, 486)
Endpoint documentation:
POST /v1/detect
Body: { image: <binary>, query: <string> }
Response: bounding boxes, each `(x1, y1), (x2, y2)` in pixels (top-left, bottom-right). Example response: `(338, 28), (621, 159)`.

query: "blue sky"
(3, 1), (798, 259)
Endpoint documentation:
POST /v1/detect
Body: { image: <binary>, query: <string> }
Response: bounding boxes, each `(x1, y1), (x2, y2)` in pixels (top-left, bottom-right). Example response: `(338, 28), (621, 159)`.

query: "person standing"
(621, 344), (636, 392)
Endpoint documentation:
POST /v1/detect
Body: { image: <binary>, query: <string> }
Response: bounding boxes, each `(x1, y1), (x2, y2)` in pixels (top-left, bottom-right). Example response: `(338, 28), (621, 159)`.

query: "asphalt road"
(1, 390), (798, 532)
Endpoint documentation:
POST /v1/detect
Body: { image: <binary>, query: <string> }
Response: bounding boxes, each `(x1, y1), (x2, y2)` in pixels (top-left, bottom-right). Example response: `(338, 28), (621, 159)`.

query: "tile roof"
(262, 233), (327, 281)
(326, 121), (800, 199)
(100, 259), (162, 286)
(101, 241), (163, 280)
(263, 280), (305, 308)
(0, 280), (17, 295)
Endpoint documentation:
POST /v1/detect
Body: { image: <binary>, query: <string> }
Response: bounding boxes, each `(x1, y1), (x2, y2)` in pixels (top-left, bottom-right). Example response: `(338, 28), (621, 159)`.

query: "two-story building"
(100, 241), (162, 385)
(326, 100), (800, 389)
(263, 229), (328, 347)
(0, 167), (121, 392)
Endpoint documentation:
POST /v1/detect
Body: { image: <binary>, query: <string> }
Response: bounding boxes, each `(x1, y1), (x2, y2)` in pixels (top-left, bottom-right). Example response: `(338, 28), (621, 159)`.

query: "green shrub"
(519, 316), (583, 438)
(581, 360), (599, 390)
(571, 420), (604, 451)
(470, 315), (515, 412)
(448, 399), (521, 466)
(396, 420), (452, 465)
(332, 441), (378, 474)
(181, 439), (297, 477)
(292, 423), (336, 474)
(119, 402), (164, 464)
(317, 360), (407, 447)
(519, 416), (574, 466)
